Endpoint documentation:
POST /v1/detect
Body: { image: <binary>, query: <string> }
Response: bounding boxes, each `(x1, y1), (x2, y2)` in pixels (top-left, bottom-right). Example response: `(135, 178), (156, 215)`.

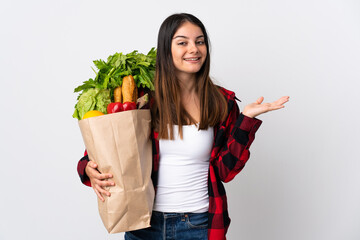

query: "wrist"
(241, 111), (254, 118)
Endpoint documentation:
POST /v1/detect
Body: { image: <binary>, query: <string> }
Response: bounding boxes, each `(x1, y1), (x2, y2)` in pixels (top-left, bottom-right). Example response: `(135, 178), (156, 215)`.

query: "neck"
(176, 72), (197, 95)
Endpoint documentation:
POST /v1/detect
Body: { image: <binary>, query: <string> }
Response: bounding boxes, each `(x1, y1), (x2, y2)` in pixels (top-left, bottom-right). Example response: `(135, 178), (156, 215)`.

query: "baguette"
(113, 86), (122, 102)
(122, 75), (137, 103)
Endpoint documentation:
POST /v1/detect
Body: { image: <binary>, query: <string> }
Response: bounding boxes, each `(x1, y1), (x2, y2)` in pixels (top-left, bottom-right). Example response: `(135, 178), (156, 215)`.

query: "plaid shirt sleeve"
(77, 151), (91, 187)
(211, 88), (262, 183)
(208, 87), (262, 240)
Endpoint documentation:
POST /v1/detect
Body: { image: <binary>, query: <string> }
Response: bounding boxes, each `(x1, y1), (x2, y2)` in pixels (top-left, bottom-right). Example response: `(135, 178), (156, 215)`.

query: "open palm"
(242, 96), (290, 118)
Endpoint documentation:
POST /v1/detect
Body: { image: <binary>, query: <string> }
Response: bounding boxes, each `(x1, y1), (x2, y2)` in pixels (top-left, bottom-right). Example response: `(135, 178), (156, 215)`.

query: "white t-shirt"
(153, 124), (214, 213)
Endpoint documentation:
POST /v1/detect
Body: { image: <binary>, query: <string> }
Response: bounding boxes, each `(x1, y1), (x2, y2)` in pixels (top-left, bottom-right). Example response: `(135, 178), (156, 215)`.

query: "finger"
(88, 160), (98, 169)
(87, 161), (113, 179)
(256, 96), (264, 104)
(98, 173), (113, 180)
(94, 187), (105, 202)
(86, 166), (102, 179)
(95, 184), (111, 197)
(272, 96), (289, 107)
(87, 167), (113, 180)
(85, 162), (99, 178)
(277, 96), (290, 105)
(96, 179), (115, 187)
(271, 105), (285, 110)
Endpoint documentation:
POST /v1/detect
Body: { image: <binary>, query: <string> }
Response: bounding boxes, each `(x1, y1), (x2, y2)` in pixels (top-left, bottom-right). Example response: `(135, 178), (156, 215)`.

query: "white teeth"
(185, 58), (200, 61)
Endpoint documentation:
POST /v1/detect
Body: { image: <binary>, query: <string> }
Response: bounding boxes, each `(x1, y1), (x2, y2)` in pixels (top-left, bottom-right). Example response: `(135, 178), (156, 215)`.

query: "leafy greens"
(73, 48), (156, 120)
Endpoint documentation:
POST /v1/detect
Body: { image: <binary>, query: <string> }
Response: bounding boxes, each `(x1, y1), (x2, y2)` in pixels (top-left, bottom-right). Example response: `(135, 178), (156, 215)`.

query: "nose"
(188, 42), (199, 54)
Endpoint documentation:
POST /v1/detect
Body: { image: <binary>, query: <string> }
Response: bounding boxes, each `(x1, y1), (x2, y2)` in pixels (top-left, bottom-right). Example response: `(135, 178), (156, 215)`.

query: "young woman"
(77, 13), (289, 240)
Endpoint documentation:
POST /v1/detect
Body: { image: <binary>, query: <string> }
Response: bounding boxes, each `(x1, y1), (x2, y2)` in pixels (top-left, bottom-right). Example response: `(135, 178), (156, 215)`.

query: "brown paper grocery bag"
(78, 109), (155, 233)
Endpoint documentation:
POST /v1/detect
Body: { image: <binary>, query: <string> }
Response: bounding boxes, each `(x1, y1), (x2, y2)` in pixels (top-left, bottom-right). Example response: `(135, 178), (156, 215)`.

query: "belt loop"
(181, 213), (186, 221)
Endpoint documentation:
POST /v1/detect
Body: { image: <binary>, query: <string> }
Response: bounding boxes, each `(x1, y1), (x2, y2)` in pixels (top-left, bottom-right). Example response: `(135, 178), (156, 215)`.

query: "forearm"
(215, 112), (262, 183)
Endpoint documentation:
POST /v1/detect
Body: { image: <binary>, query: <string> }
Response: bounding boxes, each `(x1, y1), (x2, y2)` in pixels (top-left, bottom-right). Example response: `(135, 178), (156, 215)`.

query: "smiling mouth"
(184, 57), (201, 61)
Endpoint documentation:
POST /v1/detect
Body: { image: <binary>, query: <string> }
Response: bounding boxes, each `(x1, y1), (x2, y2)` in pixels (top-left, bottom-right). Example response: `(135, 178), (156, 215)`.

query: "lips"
(184, 57), (201, 61)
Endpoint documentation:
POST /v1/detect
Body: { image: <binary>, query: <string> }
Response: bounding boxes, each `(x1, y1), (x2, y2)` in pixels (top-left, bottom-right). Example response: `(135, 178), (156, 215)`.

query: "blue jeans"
(124, 211), (208, 240)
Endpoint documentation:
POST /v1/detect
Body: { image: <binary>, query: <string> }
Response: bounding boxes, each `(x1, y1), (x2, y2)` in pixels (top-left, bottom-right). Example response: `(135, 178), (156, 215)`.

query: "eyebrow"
(173, 35), (204, 39)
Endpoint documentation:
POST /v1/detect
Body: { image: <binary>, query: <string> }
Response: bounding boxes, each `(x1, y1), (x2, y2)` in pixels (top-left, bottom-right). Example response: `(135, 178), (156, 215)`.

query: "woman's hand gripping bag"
(78, 109), (155, 233)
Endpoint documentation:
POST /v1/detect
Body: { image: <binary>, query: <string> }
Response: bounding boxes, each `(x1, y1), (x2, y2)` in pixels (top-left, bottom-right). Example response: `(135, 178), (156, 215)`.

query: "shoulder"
(216, 85), (238, 103)
(215, 85), (241, 120)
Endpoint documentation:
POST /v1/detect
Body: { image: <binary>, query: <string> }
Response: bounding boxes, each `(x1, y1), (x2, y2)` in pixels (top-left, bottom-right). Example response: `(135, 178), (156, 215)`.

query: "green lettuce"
(95, 89), (111, 114)
(72, 88), (111, 120)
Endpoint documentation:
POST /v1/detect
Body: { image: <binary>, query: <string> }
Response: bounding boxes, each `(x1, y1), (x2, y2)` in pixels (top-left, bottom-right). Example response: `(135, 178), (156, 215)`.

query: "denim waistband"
(125, 210), (208, 239)
(152, 211), (208, 218)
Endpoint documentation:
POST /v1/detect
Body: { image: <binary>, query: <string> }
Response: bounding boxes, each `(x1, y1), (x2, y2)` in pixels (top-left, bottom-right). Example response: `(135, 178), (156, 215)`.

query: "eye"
(177, 42), (187, 46)
(196, 41), (205, 45)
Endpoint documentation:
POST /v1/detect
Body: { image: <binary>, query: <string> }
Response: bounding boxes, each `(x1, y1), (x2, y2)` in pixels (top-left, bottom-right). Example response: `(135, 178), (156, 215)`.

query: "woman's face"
(171, 21), (207, 80)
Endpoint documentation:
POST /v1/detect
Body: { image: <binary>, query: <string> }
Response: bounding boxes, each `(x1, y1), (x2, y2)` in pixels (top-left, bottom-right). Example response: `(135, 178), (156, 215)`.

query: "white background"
(0, 0), (359, 239)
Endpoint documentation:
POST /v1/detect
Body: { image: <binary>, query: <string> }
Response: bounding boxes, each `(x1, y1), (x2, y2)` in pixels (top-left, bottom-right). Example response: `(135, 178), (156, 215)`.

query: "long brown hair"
(152, 13), (227, 140)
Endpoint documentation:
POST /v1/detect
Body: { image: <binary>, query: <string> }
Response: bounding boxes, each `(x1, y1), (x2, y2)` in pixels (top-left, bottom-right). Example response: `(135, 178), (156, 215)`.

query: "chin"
(184, 66), (203, 74)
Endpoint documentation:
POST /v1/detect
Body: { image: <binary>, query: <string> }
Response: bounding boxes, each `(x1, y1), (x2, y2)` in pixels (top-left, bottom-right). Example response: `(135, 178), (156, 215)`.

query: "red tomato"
(123, 102), (137, 111)
(107, 102), (123, 114)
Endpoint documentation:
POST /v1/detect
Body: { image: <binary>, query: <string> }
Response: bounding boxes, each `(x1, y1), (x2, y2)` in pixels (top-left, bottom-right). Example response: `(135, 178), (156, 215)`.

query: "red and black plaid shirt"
(77, 87), (262, 240)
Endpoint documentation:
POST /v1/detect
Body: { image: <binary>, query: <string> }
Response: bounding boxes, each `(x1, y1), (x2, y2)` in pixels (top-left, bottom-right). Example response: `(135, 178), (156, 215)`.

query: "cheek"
(171, 49), (183, 64)
(171, 46), (177, 61)
(201, 47), (207, 58)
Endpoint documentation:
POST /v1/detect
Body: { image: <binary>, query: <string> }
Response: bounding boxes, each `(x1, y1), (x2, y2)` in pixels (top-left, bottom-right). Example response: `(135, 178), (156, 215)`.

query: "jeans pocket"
(185, 212), (208, 229)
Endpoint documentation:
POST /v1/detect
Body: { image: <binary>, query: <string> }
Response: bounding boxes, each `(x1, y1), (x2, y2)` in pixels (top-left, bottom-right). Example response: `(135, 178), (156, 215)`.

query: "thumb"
(256, 96), (264, 104)
(89, 161), (97, 169)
